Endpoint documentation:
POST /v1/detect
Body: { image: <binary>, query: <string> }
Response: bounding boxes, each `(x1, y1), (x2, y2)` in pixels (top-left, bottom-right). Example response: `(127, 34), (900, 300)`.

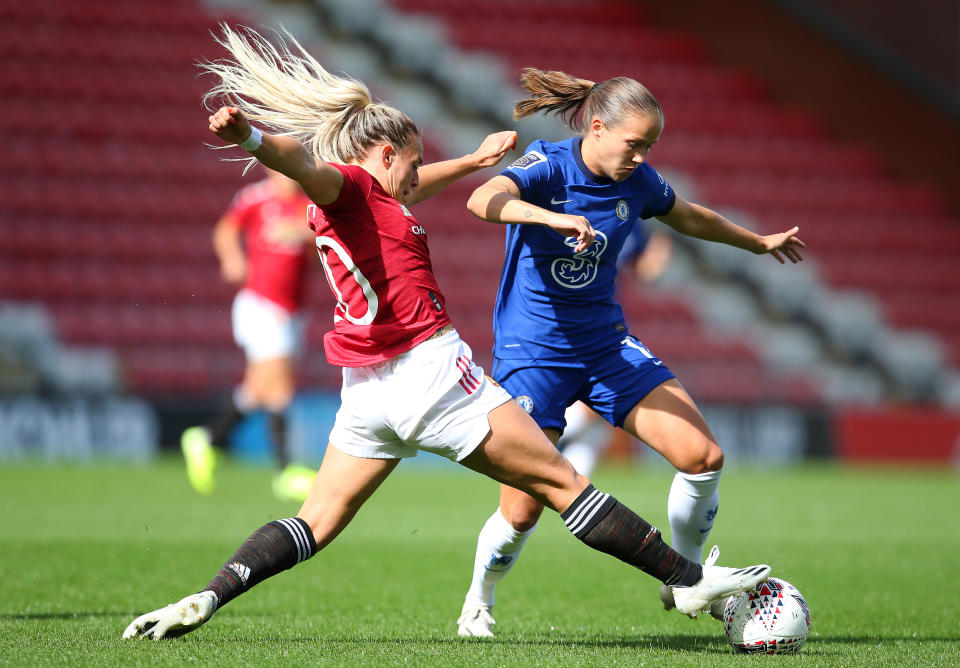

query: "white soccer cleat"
(457, 602), (496, 638)
(659, 583), (730, 620)
(708, 596), (730, 621)
(659, 583), (696, 619)
(122, 591), (218, 640)
(658, 582), (675, 611)
(670, 545), (770, 617)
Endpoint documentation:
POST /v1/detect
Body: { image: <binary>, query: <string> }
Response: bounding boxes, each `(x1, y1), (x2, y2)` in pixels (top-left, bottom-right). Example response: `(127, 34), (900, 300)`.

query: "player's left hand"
(220, 253), (247, 284)
(471, 131), (518, 168)
(759, 227), (805, 264)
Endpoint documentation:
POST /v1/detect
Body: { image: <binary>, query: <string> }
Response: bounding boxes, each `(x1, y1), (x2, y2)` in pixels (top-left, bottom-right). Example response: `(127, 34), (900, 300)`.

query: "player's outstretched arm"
(407, 131), (518, 206)
(467, 176), (596, 254)
(208, 106), (344, 206)
(656, 195), (805, 264)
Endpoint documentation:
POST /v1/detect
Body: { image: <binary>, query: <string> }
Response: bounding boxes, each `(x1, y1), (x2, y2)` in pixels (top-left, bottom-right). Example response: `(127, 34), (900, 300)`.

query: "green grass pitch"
(1, 457), (958, 666)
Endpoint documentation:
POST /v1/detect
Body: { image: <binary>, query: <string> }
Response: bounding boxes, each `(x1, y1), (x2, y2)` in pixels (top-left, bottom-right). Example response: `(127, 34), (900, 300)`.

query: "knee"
(501, 499), (545, 532)
(677, 441), (724, 474)
(704, 443), (724, 471)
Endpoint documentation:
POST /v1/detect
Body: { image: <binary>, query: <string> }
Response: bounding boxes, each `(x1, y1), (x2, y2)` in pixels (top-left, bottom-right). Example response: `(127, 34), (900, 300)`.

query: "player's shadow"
(244, 632), (960, 652)
(1, 612), (122, 620)
(809, 635), (960, 644)
(16, 614), (958, 649)
(249, 632), (733, 654)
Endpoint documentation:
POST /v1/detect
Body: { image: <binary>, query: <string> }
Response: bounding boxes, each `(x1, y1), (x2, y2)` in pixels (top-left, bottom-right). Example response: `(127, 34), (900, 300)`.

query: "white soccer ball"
(722, 577), (811, 654)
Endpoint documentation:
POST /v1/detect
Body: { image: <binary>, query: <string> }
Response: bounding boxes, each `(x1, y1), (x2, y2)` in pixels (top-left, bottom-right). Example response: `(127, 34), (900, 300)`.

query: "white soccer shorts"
(330, 327), (512, 462)
(231, 288), (306, 362)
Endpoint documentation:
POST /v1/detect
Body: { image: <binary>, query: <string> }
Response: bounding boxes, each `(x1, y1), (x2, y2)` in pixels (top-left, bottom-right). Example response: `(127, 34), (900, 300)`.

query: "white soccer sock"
(560, 441), (602, 476)
(667, 469), (721, 563)
(559, 403), (610, 476)
(464, 508), (537, 607)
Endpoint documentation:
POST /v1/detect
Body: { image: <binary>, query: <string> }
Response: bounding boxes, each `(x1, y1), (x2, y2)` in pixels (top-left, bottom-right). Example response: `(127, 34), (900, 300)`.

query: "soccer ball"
(722, 577), (811, 654)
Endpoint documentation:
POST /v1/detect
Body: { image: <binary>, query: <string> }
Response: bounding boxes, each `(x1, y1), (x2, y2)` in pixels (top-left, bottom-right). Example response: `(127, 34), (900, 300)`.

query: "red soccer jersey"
(224, 180), (312, 312)
(308, 164), (451, 367)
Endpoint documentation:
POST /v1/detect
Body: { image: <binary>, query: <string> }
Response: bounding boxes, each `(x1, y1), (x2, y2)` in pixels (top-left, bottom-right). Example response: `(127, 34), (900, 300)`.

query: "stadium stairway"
(0, 0), (336, 396)
(3, 0), (958, 407)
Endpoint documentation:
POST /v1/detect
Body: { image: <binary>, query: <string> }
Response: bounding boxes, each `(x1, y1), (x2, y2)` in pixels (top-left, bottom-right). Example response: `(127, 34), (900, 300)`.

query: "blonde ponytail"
(200, 25), (418, 168)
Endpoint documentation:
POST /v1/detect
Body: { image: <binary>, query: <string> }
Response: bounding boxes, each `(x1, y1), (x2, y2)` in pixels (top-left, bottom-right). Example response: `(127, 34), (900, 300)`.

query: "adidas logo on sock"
(227, 561), (251, 585)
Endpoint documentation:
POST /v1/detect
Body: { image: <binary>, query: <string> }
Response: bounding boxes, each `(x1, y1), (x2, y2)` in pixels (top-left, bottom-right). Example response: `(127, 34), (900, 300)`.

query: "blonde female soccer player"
(122, 28), (770, 641)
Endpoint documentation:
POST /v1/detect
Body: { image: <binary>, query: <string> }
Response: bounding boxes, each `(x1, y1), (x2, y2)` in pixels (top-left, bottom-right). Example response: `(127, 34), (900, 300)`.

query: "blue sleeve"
(498, 142), (554, 205)
(638, 164), (676, 218)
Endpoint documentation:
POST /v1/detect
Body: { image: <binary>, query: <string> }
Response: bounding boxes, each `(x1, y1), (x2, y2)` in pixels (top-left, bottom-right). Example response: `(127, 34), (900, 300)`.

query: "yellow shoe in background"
(272, 463), (315, 503)
(181, 427), (216, 495)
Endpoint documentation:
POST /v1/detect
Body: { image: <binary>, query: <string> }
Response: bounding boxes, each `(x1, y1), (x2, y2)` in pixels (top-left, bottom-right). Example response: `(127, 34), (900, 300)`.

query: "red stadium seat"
(4, 0), (957, 399)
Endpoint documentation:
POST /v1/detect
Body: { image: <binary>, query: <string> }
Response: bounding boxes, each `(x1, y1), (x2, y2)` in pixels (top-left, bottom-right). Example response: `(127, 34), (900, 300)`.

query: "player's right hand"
(546, 212), (595, 254)
(208, 106), (253, 146)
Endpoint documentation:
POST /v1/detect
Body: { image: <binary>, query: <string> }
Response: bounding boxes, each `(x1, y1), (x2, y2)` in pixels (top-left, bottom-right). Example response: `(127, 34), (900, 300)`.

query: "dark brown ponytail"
(513, 67), (663, 133)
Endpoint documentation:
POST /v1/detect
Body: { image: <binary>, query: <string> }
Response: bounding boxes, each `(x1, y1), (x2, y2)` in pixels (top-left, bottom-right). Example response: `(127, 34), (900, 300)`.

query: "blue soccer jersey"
(494, 137), (675, 360)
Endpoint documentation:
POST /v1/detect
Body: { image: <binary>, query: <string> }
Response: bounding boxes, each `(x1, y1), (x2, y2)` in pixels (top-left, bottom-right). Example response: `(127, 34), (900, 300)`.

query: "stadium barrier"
(835, 408), (960, 464)
(0, 395), (158, 461)
(6, 392), (956, 466)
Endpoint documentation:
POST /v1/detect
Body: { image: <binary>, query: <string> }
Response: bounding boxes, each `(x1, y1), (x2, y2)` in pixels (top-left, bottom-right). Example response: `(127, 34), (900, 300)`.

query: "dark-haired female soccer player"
(457, 68), (803, 637)
(121, 30), (770, 641)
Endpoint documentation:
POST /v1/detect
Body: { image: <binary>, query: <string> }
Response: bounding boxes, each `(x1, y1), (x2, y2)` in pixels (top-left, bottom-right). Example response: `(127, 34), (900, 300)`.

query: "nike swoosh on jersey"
(550, 197), (572, 205)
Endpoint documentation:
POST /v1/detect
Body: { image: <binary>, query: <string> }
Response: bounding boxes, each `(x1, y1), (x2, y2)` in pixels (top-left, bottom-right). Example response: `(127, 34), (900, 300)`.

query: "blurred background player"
(559, 223), (672, 476)
(181, 167), (316, 501)
(457, 68), (803, 637)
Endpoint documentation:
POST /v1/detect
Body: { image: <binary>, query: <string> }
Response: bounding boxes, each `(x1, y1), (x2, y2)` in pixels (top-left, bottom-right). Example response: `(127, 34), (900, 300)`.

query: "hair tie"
(590, 83), (599, 92)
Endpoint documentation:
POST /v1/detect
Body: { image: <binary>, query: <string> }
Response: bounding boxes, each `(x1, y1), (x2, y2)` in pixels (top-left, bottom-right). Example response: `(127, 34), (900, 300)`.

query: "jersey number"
(315, 236), (379, 325)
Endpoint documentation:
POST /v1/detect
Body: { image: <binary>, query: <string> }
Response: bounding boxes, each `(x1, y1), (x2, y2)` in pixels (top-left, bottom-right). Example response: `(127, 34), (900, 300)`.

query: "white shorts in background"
(329, 328), (512, 462)
(231, 288), (306, 362)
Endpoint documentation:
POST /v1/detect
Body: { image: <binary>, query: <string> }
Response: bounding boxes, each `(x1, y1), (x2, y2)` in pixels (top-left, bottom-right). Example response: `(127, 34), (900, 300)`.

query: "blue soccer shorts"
(492, 335), (675, 434)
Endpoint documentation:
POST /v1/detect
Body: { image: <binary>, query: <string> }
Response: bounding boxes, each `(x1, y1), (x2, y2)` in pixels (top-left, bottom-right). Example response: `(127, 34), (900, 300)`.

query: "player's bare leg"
(622, 378), (724, 616)
(123, 445), (398, 640)
(460, 401), (769, 620)
(295, 444), (399, 550)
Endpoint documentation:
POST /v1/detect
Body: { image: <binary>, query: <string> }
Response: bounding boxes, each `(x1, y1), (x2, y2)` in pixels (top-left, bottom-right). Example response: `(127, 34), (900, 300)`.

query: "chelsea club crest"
(616, 199), (629, 220)
(514, 395), (534, 413)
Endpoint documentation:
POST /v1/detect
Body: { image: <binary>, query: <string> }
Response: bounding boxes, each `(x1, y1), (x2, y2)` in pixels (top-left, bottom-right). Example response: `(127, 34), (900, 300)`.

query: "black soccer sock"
(204, 517), (316, 608)
(206, 393), (246, 448)
(561, 485), (702, 586)
(268, 411), (289, 469)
